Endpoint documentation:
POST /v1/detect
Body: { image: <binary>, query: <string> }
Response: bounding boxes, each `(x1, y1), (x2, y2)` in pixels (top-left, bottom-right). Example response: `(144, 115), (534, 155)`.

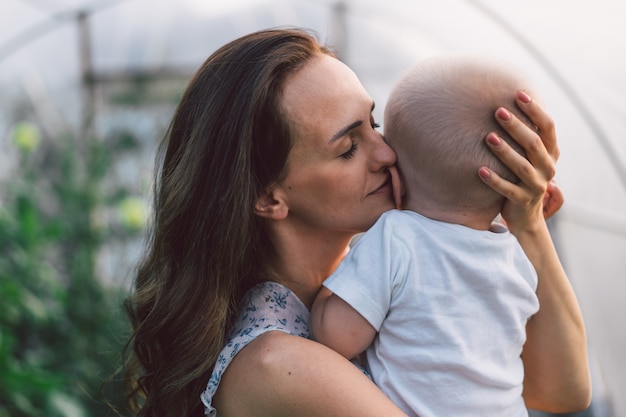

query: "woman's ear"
(254, 189), (289, 220)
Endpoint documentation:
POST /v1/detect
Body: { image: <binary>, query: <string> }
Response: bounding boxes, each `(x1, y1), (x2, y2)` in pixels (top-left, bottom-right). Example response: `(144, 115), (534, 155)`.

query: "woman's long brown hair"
(123, 28), (331, 417)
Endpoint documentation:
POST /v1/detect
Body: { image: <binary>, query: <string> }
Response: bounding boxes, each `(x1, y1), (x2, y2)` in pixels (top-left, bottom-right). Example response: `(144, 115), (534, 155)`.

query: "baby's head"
(384, 56), (536, 217)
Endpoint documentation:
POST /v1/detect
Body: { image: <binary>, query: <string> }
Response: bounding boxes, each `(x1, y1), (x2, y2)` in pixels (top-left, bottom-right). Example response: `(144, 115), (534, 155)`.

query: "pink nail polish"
(478, 167), (491, 179)
(486, 133), (502, 146)
(496, 107), (512, 121)
(517, 91), (532, 104)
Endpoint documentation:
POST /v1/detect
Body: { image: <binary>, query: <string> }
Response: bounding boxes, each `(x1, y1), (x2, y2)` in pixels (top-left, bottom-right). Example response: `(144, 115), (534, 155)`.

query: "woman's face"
(276, 54), (397, 235)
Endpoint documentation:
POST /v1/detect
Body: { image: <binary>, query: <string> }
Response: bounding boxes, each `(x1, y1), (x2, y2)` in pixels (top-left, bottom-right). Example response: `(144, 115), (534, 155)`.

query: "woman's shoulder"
(231, 330), (319, 374)
(201, 282), (311, 415)
(215, 331), (408, 417)
(217, 280), (333, 380)
(212, 331), (323, 415)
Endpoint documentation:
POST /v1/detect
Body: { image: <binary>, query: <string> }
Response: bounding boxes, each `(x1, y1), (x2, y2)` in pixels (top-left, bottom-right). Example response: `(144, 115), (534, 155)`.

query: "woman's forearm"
(516, 220), (591, 412)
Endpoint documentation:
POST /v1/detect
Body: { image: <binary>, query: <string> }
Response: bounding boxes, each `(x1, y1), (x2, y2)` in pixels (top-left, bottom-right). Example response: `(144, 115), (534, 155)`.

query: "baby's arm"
(310, 286), (376, 360)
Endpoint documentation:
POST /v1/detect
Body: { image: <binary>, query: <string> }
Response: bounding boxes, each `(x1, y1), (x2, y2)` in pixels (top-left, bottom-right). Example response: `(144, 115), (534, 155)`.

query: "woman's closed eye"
(340, 141), (359, 160)
(338, 114), (378, 160)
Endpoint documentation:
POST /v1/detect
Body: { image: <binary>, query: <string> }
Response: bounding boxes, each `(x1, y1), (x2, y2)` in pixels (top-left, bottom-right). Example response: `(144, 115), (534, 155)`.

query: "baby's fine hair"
(384, 56), (536, 210)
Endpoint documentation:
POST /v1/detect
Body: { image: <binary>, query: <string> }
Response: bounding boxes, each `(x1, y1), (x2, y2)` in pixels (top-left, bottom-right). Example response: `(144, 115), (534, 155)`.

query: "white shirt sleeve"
(323, 211), (404, 331)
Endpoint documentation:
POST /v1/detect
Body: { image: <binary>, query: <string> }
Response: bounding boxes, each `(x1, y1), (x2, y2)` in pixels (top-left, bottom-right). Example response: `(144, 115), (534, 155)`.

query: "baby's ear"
(389, 166), (404, 209)
(254, 187), (289, 220)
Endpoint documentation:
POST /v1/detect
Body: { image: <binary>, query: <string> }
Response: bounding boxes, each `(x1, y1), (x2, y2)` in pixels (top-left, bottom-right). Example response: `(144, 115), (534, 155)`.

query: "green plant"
(0, 122), (145, 416)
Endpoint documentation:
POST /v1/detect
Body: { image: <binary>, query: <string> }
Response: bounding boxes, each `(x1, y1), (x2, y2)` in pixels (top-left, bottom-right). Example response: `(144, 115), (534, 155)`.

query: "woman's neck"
(268, 228), (352, 309)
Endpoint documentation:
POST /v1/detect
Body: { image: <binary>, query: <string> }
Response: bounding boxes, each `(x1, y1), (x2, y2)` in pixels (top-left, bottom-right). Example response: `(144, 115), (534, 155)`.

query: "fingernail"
(478, 167), (491, 179)
(496, 107), (512, 121)
(486, 133), (502, 146)
(517, 90), (532, 104)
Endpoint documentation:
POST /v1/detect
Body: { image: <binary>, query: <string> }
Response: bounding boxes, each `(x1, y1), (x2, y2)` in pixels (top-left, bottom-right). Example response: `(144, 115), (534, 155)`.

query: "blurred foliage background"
(0, 7), (187, 411)
(0, 118), (149, 416)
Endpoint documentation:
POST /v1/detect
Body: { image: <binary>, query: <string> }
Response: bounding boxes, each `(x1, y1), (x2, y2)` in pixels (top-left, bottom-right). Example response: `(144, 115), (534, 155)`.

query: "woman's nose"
(369, 133), (397, 170)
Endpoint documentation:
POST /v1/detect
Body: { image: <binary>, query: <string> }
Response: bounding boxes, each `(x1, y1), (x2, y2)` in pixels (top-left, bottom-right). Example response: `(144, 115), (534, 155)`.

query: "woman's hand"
(480, 91), (590, 412)
(478, 90), (561, 230)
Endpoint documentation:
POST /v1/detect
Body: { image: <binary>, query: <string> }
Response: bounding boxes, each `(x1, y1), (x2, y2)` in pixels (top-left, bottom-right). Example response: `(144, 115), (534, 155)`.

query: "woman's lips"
(369, 175), (392, 195)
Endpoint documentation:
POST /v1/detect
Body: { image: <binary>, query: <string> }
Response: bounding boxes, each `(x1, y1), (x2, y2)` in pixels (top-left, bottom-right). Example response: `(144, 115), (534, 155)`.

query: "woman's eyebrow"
(328, 102), (376, 144)
(329, 120), (362, 144)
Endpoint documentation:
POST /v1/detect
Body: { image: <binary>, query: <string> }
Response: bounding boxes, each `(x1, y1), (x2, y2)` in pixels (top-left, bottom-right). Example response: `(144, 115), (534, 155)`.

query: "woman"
(123, 28), (590, 417)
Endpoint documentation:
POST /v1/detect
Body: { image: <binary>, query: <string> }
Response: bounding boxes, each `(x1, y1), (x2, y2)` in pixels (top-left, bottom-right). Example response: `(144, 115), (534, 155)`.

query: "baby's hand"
(543, 180), (564, 219)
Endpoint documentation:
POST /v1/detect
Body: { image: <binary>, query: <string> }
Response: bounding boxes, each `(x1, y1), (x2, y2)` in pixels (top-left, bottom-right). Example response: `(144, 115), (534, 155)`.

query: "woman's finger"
(484, 132), (546, 195)
(478, 165), (532, 204)
(494, 107), (556, 181)
(515, 91), (560, 161)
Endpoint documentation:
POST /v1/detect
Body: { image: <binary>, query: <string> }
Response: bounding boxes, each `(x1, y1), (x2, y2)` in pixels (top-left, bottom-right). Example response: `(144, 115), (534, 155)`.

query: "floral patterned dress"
(200, 281), (310, 416)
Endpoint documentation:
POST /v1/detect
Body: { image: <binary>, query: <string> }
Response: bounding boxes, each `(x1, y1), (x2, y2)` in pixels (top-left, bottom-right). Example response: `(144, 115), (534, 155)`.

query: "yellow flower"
(11, 121), (40, 152)
(118, 196), (148, 231)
